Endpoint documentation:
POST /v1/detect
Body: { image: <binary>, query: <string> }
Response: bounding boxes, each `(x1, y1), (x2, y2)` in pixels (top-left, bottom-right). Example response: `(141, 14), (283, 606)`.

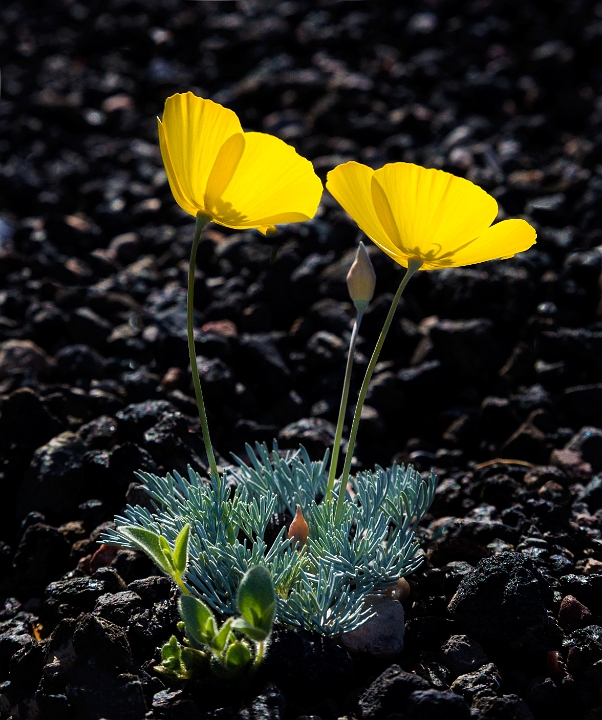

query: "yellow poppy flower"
(158, 92), (323, 235)
(326, 161), (536, 269)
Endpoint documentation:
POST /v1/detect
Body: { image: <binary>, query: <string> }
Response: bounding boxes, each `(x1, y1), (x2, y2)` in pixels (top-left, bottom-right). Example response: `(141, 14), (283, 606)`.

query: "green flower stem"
(335, 257), (423, 524)
(325, 309), (364, 502)
(188, 211), (219, 480)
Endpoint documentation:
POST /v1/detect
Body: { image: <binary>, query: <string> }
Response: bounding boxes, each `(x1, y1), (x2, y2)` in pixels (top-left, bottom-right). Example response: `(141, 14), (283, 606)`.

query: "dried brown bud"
(346, 241), (376, 312)
(288, 504), (309, 547)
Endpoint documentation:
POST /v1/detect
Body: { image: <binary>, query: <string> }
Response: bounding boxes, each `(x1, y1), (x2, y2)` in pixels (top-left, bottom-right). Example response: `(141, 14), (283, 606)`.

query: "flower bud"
(346, 241), (376, 312)
(288, 504), (309, 547)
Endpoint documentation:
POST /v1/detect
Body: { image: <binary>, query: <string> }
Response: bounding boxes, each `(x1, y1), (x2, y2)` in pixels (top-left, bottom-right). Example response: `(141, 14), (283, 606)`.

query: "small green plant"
(122, 521), (276, 680)
(104, 448), (436, 636)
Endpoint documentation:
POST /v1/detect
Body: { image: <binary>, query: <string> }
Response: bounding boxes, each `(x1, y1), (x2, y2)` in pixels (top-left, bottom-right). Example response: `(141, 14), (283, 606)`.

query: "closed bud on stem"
(347, 241), (376, 313)
(288, 505), (309, 548)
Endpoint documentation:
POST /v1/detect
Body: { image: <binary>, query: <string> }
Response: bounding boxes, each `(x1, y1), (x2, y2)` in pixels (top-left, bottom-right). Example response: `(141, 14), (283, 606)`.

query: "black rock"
(447, 552), (558, 662)
(16, 432), (88, 521)
(578, 474), (602, 511)
(53, 344), (107, 382)
(563, 626), (602, 675)
(115, 399), (180, 441)
(471, 693), (535, 720)
(109, 442), (159, 492)
(10, 523), (71, 597)
(559, 574), (602, 614)
(235, 333), (292, 397)
(358, 664), (429, 720)
(365, 371), (403, 416)
(235, 682), (286, 720)
(0, 387), (63, 453)
(196, 356), (236, 404)
(34, 692), (72, 720)
(69, 307), (114, 348)
(397, 360), (445, 401)
(0, 614), (36, 672)
(92, 590), (144, 627)
(563, 385), (602, 426)
(77, 415), (119, 450)
(45, 575), (126, 621)
(402, 689), (471, 720)
(480, 474), (523, 508)
(127, 576), (175, 604)
(278, 418), (335, 459)
(427, 318), (503, 381)
(306, 330), (347, 368)
(72, 613), (133, 672)
(258, 627), (354, 702)
(449, 662), (502, 702)
(9, 640), (46, 694)
(438, 634), (489, 677)
(566, 427), (602, 473)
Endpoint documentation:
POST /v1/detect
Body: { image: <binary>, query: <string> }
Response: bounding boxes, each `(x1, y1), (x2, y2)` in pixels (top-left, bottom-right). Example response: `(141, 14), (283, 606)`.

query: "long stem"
(188, 211), (219, 480)
(325, 309), (364, 502)
(335, 257), (422, 524)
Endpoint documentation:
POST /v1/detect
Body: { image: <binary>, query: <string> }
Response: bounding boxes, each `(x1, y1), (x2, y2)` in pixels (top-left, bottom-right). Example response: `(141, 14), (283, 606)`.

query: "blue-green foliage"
(104, 443), (436, 636)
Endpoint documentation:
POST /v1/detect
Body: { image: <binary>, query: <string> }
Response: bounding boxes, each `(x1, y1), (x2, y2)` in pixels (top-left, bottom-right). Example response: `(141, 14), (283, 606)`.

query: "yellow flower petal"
(158, 92), (242, 216)
(158, 120), (197, 217)
(371, 163), (499, 265)
(431, 218), (537, 269)
(325, 162), (404, 264)
(204, 132), (245, 217)
(206, 131), (322, 230)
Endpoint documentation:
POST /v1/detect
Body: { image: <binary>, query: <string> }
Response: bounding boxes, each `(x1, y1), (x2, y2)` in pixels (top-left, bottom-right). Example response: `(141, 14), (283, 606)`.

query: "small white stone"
(341, 594), (405, 656)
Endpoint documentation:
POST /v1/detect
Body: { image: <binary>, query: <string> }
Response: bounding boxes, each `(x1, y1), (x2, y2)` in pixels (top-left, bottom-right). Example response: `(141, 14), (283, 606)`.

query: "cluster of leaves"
(121, 523), (276, 680)
(104, 443), (436, 637)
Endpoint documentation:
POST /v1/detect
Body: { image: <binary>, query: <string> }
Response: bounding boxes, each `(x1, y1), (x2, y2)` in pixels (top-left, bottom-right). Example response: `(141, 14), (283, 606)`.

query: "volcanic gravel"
(1, 0), (602, 718)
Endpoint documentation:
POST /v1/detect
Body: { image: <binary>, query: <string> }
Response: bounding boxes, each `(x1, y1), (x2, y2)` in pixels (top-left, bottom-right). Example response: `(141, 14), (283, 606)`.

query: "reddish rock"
(558, 595), (593, 633)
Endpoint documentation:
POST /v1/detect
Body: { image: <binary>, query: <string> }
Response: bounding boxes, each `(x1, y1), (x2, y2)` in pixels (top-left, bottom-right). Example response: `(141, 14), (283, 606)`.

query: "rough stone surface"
(0, 339), (53, 379)
(342, 594), (405, 656)
(358, 664), (429, 720)
(438, 634), (489, 677)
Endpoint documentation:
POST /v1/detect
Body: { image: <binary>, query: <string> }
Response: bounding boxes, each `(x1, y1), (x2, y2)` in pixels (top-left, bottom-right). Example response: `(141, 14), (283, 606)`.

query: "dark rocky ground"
(1, 0), (602, 718)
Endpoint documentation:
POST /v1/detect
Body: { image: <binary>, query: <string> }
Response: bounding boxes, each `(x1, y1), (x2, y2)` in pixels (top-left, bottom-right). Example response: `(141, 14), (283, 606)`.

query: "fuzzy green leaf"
(161, 636), (181, 661)
(231, 617), (270, 643)
(179, 594), (217, 646)
(173, 524), (190, 575)
(181, 646), (209, 674)
(224, 640), (251, 670)
(120, 526), (173, 576)
(235, 566), (276, 641)
(211, 617), (234, 654)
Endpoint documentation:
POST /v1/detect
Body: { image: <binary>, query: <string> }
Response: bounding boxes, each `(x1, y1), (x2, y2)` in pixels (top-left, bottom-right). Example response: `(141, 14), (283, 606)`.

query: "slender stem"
(335, 258), (422, 524)
(176, 576), (190, 596)
(188, 211), (219, 480)
(253, 640), (265, 669)
(325, 309), (364, 502)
